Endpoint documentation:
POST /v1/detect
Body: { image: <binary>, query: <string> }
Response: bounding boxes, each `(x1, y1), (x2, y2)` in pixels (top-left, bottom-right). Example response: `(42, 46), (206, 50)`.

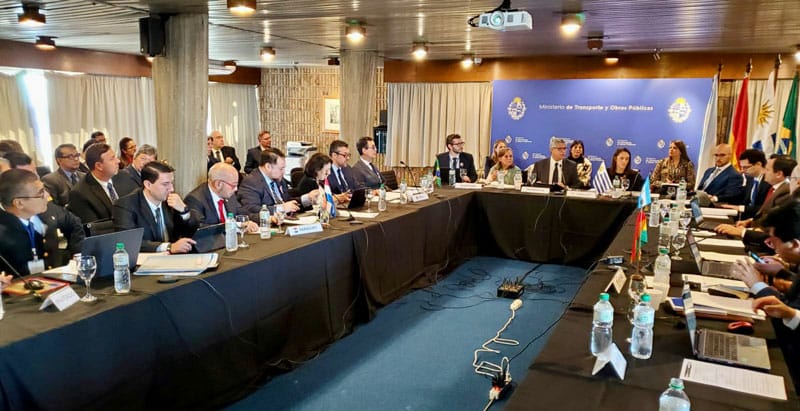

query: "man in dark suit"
(328, 140), (355, 203)
(112, 144), (157, 198)
(0, 169), (84, 275)
(435, 133), (478, 183)
(68, 143), (120, 224)
(526, 137), (581, 189)
(113, 162), (198, 253)
(696, 143), (746, 205)
(351, 136), (383, 190)
(720, 149), (769, 219)
(42, 143), (85, 206)
(185, 162), (259, 230)
(239, 148), (317, 215)
(243, 130), (271, 174)
(207, 130), (241, 172)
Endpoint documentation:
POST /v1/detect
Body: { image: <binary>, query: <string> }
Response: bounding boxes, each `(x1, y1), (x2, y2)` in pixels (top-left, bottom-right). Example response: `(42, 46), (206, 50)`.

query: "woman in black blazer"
(607, 148), (644, 191)
(296, 153), (333, 196)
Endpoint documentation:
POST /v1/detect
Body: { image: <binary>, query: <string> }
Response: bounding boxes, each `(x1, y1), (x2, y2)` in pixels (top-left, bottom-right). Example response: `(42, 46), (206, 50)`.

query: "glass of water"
(627, 273), (645, 324)
(672, 232), (687, 260)
(459, 168), (467, 182)
(235, 215), (249, 248)
(679, 210), (692, 231)
(497, 170), (507, 187)
(274, 204), (286, 233)
(77, 255), (97, 303)
(621, 177), (630, 192)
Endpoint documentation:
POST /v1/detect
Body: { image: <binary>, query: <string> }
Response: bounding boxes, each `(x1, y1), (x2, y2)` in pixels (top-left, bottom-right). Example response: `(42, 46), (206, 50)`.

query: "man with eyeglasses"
(42, 143), (86, 206)
(0, 169), (85, 275)
(527, 136), (580, 189)
(239, 148), (317, 216)
(185, 162), (258, 231)
(113, 144), (157, 198)
(244, 131), (272, 174)
(328, 140), (355, 203)
(696, 143), (746, 205)
(720, 149), (769, 219)
(207, 130), (242, 172)
(435, 133), (477, 183)
(351, 136), (383, 190)
(68, 143), (120, 224)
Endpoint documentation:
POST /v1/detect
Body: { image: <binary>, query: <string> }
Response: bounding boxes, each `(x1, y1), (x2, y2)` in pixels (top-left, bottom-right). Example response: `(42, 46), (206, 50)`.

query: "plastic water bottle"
(113, 242), (131, 294)
(399, 181), (408, 204)
(659, 378), (691, 411)
(591, 293), (614, 356)
(513, 172), (523, 190)
(676, 178), (687, 204)
(225, 212), (238, 252)
(378, 184), (387, 212)
(259, 205), (271, 239)
(654, 247), (672, 295)
(669, 203), (680, 233)
(659, 215), (672, 250)
(649, 204), (661, 227)
(631, 293), (655, 359)
(448, 168), (456, 185)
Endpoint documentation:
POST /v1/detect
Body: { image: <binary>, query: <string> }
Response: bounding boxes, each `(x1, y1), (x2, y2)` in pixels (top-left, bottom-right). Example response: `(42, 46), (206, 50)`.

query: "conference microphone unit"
(0, 254), (45, 297)
(399, 160), (417, 187)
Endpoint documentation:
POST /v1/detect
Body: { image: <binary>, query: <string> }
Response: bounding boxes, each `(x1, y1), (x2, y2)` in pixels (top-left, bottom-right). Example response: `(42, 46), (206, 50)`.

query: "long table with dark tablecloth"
(0, 188), (715, 410)
(505, 210), (800, 410)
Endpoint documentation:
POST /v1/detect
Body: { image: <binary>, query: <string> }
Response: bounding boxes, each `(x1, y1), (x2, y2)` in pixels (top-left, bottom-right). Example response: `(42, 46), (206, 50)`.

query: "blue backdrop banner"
(490, 78), (712, 180)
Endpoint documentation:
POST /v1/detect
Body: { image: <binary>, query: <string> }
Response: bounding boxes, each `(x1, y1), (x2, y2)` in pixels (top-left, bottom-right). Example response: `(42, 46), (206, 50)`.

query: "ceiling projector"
(478, 10), (532, 31)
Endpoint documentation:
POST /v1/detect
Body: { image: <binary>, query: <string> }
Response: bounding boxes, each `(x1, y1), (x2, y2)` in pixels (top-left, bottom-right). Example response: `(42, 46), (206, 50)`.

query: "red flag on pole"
(728, 74), (750, 169)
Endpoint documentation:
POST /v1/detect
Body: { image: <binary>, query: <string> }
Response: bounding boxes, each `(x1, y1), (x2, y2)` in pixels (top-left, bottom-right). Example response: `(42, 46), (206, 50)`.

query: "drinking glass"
(366, 192), (373, 212)
(659, 200), (670, 220)
(672, 232), (687, 260)
(666, 185), (677, 198)
(459, 168), (467, 182)
(627, 273), (645, 324)
(274, 204), (286, 233)
(621, 177), (630, 192)
(77, 255), (97, 302)
(679, 210), (692, 230)
(529, 172), (537, 185)
(235, 215), (249, 248)
(497, 170), (507, 187)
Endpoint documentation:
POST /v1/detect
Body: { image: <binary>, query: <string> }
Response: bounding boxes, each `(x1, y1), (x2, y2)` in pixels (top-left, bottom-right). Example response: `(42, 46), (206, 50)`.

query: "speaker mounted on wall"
(139, 15), (167, 57)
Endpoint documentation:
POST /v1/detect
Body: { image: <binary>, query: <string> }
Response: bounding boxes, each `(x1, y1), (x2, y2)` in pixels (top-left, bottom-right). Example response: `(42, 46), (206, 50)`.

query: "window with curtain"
(386, 82), (492, 167)
(208, 82), (260, 156)
(0, 73), (36, 158)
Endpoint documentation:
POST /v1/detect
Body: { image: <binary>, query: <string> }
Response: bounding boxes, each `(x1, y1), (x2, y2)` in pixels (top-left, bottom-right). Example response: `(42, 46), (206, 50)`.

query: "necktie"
(154, 206), (164, 241)
(452, 158), (458, 170)
(370, 163), (383, 182)
(107, 182), (118, 202)
(25, 221), (37, 255)
(337, 168), (348, 190)
(765, 186), (775, 203)
(552, 162), (560, 184)
(217, 199), (226, 223)
(270, 181), (284, 204)
(215, 150), (222, 161)
(69, 172), (78, 185)
(750, 179), (759, 204)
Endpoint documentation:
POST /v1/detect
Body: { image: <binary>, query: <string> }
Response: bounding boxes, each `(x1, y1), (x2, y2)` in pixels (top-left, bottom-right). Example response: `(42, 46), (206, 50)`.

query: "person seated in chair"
(526, 137), (581, 189)
(435, 133), (477, 183)
(696, 143), (745, 205)
(485, 147), (521, 185)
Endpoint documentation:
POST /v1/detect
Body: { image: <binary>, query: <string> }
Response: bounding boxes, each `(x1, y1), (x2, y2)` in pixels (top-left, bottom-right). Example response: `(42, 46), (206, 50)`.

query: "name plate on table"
(592, 343), (627, 380)
(453, 182), (482, 190)
(605, 268), (627, 294)
(566, 190), (598, 199)
(409, 192), (429, 202)
(39, 286), (80, 311)
(286, 223), (324, 237)
(521, 186), (550, 195)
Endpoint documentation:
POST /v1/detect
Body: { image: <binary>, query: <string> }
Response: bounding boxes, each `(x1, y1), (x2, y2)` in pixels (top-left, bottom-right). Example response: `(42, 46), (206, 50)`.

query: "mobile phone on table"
(748, 251), (765, 264)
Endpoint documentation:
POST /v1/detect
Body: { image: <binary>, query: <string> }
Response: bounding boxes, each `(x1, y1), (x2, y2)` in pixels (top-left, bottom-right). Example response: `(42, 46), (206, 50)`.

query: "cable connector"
(510, 299), (522, 311)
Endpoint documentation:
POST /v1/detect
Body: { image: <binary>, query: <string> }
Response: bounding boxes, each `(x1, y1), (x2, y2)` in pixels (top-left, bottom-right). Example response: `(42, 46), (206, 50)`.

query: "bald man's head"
(208, 162), (239, 199)
(713, 143), (732, 168)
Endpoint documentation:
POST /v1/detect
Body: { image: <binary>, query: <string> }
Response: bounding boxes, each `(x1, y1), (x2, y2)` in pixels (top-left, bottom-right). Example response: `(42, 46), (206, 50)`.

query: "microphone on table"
(0, 254), (45, 298)
(399, 160), (417, 187)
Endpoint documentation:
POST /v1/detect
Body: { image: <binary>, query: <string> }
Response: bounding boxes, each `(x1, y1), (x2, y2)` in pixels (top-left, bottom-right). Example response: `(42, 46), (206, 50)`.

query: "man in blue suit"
(696, 143), (746, 205)
(238, 148), (319, 216)
(328, 140), (355, 204)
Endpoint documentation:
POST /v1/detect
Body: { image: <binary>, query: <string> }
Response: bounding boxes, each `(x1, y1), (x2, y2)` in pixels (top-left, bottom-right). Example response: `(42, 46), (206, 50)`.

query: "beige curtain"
(46, 72), (157, 151)
(0, 74), (36, 157)
(208, 82), (260, 156)
(386, 82), (492, 167)
(341, 50), (378, 144)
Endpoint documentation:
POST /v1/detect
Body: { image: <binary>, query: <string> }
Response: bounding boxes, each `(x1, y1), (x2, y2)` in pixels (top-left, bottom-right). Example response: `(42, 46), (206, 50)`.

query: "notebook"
(682, 284), (771, 371)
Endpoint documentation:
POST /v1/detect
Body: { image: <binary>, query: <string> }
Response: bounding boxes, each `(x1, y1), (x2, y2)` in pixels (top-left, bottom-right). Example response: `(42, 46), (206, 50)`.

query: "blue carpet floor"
(228, 257), (587, 411)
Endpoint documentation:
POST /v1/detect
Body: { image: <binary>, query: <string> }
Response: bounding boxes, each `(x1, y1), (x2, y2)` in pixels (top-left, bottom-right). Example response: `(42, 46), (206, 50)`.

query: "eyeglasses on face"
(17, 188), (48, 200)
(334, 151), (351, 158)
(60, 153), (81, 159)
(219, 180), (238, 189)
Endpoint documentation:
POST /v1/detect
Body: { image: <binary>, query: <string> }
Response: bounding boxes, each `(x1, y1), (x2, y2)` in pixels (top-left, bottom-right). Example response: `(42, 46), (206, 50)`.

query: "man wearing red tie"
(184, 163), (259, 231)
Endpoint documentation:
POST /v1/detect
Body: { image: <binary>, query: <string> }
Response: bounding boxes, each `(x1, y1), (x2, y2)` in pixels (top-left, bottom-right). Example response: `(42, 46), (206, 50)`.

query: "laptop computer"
(686, 231), (736, 278)
(81, 228), (143, 278)
(192, 223), (226, 253)
(682, 284), (771, 370)
(345, 188), (367, 210)
(690, 198), (725, 231)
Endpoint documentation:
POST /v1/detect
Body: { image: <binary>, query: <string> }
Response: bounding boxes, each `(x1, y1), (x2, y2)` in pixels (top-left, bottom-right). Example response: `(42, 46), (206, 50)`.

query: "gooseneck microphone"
(399, 160), (418, 187)
(0, 254), (45, 293)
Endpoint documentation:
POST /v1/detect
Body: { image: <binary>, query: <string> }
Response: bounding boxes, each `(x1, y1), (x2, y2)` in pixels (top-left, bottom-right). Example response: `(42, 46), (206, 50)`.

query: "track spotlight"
(327, 57), (340, 66)
(224, 60), (238, 71)
(260, 46), (276, 61)
(227, 0), (257, 16)
(18, 3), (46, 27)
(560, 13), (584, 36)
(604, 51), (621, 65)
(652, 48), (662, 61)
(587, 36), (603, 51)
(461, 54), (474, 68)
(345, 21), (366, 42)
(35, 35), (56, 51)
(411, 42), (428, 60)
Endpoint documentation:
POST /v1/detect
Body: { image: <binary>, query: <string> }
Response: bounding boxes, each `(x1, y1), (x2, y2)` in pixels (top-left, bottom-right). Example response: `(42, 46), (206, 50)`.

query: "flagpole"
(774, 54), (781, 88)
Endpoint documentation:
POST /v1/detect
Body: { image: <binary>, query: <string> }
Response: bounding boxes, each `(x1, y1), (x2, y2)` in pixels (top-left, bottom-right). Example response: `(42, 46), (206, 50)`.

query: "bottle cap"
(227, 212), (234, 217)
(599, 293), (609, 301)
(658, 247), (669, 255)
(641, 293), (651, 302)
(669, 378), (684, 390)
(115, 242), (124, 249)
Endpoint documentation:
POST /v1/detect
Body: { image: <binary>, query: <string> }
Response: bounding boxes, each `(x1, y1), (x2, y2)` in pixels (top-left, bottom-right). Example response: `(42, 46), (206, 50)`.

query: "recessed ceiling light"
(461, 54), (474, 68)
(18, 4), (46, 27)
(228, 0), (257, 16)
(411, 42), (428, 60)
(345, 21), (365, 42)
(604, 51), (621, 65)
(560, 13), (584, 36)
(260, 46), (276, 61)
(35, 35), (56, 51)
(224, 60), (237, 71)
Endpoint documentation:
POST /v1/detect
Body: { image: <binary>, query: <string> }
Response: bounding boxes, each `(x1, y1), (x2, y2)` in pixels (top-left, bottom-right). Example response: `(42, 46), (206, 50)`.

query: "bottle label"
(595, 310), (614, 323)
(637, 310), (655, 325)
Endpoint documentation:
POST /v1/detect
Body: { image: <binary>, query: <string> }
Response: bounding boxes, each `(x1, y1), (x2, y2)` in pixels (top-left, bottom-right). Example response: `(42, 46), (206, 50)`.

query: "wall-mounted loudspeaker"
(139, 15), (166, 57)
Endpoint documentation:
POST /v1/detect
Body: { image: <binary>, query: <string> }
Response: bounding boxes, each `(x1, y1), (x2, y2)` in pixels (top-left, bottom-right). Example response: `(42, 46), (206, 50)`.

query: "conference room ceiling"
(1, 0), (799, 68)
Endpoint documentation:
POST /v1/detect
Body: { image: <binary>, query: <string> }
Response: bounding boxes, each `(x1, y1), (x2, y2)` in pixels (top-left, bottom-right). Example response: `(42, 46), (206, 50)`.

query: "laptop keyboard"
(705, 332), (739, 361)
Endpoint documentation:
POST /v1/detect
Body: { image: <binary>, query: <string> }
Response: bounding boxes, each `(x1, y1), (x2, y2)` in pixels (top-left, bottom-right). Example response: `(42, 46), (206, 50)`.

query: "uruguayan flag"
(324, 178), (336, 217)
(592, 161), (613, 194)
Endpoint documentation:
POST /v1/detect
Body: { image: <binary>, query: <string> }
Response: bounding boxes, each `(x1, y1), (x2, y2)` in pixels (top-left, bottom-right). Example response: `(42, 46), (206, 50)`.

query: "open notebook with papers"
(135, 253), (218, 276)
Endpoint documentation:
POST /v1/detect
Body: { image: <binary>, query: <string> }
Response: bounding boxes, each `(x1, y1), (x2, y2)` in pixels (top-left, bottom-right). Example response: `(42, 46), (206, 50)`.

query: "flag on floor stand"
(592, 161), (613, 194)
(631, 176), (651, 263)
(777, 72), (799, 159)
(696, 74), (719, 183)
(434, 157), (442, 186)
(752, 70), (776, 155)
(728, 74), (750, 169)
(324, 177), (336, 217)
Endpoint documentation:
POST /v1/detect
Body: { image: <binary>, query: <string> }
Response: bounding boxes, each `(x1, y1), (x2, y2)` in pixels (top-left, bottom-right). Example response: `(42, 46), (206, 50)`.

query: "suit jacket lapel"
(88, 174), (113, 213)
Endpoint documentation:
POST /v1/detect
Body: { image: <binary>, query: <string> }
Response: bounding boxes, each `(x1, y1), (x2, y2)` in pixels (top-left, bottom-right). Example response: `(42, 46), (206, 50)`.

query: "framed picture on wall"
(323, 97), (341, 133)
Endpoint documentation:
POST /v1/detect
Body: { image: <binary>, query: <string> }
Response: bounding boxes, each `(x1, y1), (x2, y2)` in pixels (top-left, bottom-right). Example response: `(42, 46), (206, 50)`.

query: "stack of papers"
(681, 274), (748, 292)
(691, 291), (765, 320)
(697, 238), (745, 251)
(701, 207), (737, 217)
(680, 359), (786, 400)
(135, 253), (218, 277)
(699, 251), (743, 263)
